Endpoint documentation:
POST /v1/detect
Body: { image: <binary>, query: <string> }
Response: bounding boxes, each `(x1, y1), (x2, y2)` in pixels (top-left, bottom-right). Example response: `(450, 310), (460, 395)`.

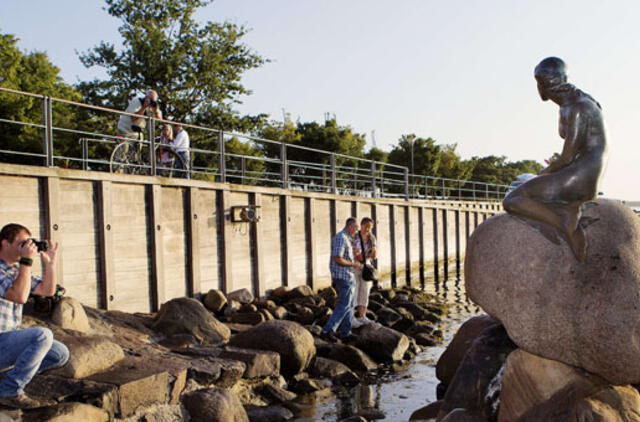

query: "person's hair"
(162, 124), (173, 140)
(0, 224), (31, 250)
(360, 217), (374, 226)
(345, 217), (357, 227)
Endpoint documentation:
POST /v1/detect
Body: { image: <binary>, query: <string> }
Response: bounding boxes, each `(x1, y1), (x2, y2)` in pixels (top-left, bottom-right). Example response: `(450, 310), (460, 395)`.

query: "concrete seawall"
(0, 163), (500, 313)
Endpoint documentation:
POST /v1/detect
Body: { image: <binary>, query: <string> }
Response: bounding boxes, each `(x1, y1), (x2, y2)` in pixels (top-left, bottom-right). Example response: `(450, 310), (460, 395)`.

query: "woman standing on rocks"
(352, 217), (377, 328)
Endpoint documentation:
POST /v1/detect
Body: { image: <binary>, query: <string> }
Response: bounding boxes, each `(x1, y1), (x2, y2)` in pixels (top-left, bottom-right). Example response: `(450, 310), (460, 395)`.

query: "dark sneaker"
(0, 393), (54, 409)
(319, 331), (339, 343)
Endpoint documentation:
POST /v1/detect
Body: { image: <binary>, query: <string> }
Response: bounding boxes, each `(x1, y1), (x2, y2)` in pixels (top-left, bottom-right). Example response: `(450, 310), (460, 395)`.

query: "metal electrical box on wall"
(230, 205), (261, 223)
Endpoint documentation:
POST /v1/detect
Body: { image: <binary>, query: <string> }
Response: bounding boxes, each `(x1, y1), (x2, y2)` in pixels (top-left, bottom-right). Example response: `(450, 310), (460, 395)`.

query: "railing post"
(42, 96), (54, 167)
(82, 139), (89, 171)
(485, 184), (489, 201)
(147, 116), (156, 176)
(370, 161), (377, 197)
(41, 96), (49, 166)
(442, 178), (446, 200)
(458, 180), (462, 201)
(330, 153), (337, 194)
(473, 182), (476, 201)
(241, 156), (246, 185)
(280, 142), (288, 189)
(404, 168), (409, 200)
(218, 131), (226, 183)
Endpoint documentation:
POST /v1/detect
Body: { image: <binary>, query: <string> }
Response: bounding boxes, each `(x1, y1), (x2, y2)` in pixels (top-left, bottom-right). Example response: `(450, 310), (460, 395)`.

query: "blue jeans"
(322, 277), (356, 338)
(177, 151), (190, 179)
(0, 327), (69, 397)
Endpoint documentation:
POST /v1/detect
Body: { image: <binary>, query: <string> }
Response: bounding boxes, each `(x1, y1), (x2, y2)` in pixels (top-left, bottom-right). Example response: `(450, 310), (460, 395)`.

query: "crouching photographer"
(0, 223), (69, 409)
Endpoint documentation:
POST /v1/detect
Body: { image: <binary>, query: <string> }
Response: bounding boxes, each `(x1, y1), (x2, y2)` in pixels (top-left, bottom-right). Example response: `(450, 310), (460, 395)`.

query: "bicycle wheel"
(155, 147), (188, 178)
(110, 142), (147, 175)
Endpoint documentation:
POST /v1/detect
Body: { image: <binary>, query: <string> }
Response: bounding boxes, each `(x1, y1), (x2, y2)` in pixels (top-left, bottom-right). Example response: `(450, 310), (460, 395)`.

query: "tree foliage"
(78, 0), (267, 132)
(0, 32), (83, 165)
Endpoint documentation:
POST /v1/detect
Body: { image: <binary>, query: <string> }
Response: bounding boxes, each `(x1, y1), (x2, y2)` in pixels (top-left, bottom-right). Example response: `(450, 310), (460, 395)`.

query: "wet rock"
(270, 286), (288, 301)
(465, 200), (640, 384)
(224, 300), (242, 316)
(339, 417), (366, 422)
(23, 402), (109, 422)
(218, 346), (280, 379)
(414, 332), (439, 347)
(239, 303), (259, 313)
(288, 307), (315, 325)
(309, 357), (359, 382)
(315, 343), (377, 373)
(440, 409), (488, 422)
(406, 321), (434, 337)
(259, 309), (275, 321)
(229, 312), (265, 325)
(357, 407), (385, 420)
(318, 287), (337, 302)
(255, 299), (277, 311)
(52, 335), (125, 379)
(51, 297), (90, 333)
(353, 324), (410, 363)
(367, 298), (385, 312)
(153, 298), (231, 344)
(256, 384), (297, 403)
(409, 400), (441, 420)
(438, 324), (516, 420)
(229, 320), (315, 377)
(290, 377), (331, 394)
(568, 385), (640, 422)
(227, 288), (254, 305)
(379, 289), (395, 301)
(225, 323), (253, 334)
(436, 315), (497, 387)
(271, 306), (288, 320)
(391, 317), (415, 333)
(376, 306), (402, 326)
(499, 349), (607, 422)
(285, 285), (313, 300)
(182, 387), (249, 422)
(246, 405), (294, 422)
(204, 289), (227, 313)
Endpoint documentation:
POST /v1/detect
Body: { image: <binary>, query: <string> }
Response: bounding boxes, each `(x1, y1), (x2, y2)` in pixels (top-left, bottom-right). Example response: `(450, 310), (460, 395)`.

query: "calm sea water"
(292, 266), (481, 421)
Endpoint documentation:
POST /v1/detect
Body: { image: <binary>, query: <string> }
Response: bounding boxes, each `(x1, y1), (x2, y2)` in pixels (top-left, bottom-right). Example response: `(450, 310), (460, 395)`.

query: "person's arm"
(31, 241), (58, 297)
(540, 106), (587, 175)
(369, 245), (377, 260)
(333, 256), (362, 269)
(4, 239), (37, 304)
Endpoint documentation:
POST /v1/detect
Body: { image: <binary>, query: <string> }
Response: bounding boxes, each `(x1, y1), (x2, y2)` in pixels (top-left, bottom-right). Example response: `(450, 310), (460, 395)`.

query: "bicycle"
(110, 136), (188, 178)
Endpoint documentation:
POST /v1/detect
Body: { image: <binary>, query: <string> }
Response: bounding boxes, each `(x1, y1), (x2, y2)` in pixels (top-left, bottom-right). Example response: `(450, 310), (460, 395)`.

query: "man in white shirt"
(117, 90), (162, 140)
(171, 123), (190, 178)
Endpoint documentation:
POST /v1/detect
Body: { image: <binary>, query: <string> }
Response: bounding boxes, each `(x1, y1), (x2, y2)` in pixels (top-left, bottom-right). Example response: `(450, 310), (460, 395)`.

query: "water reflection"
(293, 269), (481, 421)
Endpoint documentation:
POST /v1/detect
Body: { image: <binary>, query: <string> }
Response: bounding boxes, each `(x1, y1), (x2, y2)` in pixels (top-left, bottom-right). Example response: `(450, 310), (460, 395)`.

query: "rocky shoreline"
(0, 283), (450, 421)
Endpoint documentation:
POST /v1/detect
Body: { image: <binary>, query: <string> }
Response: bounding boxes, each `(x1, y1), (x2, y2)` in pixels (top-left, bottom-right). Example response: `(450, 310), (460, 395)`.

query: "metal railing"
(0, 87), (510, 201)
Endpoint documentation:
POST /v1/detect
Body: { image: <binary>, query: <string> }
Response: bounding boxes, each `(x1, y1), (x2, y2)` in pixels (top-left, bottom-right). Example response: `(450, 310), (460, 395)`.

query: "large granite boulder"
(229, 320), (315, 377)
(182, 388), (248, 422)
(436, 315), (497, 387)
(153, 298), (231, 344)
(353, 324), (410, 362)
(51, 297), (90, 333)
(465, 199), (640, 384)
(498, 349), (607, 422)
(52, 335), (125, 379)
(438, 324), (516, 420)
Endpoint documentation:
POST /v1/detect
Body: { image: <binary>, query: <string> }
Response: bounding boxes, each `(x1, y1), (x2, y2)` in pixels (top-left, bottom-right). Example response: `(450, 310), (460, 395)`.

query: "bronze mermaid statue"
(502, 57), (607, 261)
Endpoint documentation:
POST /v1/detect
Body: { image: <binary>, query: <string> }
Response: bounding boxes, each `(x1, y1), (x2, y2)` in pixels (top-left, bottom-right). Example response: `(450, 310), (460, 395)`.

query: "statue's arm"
(540, 106), (587, 175)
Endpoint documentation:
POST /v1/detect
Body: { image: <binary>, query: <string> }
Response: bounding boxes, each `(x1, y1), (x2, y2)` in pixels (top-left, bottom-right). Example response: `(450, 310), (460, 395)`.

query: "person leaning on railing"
(117, 90), (163, 140)
(171, 123), (190, 179)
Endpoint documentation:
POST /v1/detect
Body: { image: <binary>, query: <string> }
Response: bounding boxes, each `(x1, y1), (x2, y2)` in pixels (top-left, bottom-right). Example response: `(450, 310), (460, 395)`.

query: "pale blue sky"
(2, 0), (640, 199)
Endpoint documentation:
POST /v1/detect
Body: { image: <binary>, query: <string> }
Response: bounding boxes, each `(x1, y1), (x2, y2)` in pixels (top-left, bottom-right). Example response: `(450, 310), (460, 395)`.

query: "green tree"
(467, 155), (542, 186)
(78, 0), (267, 134)
(387, 135), (441, 175)
(0, 32), (83, 166)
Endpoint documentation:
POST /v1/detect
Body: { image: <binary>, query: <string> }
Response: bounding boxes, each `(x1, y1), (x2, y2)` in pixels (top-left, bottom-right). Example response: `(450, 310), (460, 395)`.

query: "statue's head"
(534, 57), (568, 101)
